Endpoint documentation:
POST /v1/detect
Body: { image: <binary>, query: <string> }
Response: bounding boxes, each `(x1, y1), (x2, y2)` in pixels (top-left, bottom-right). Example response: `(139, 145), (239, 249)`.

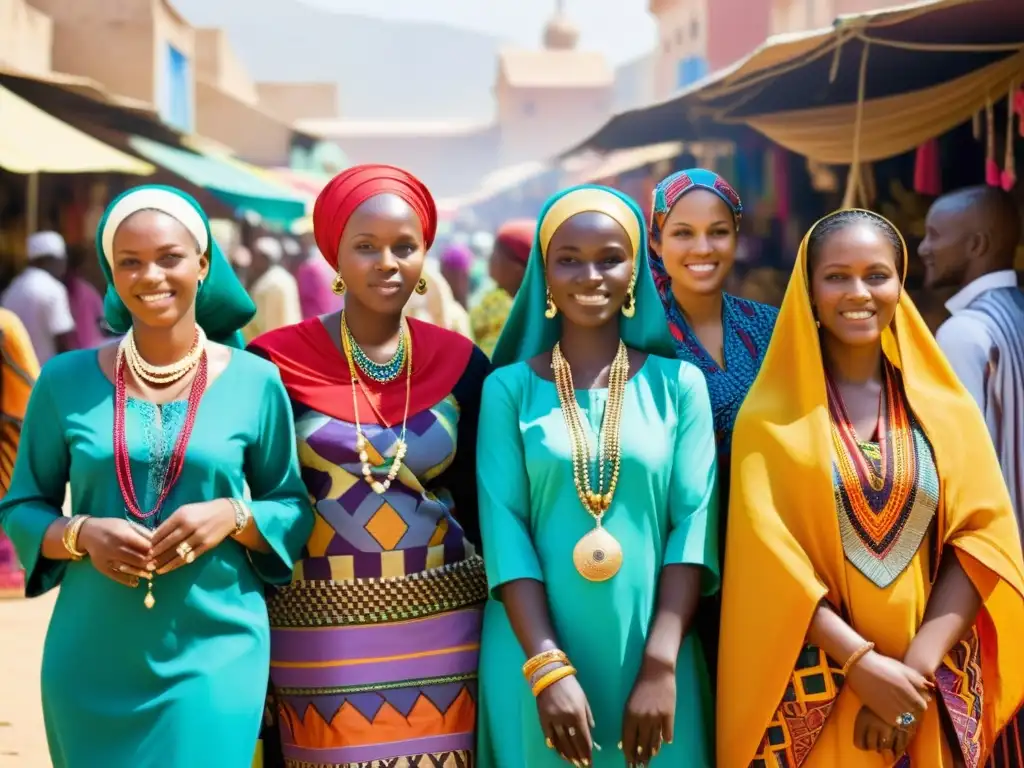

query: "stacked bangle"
(62, 515), (91, 560)
(532, 665), (577, 697)
(228, 498), (252, 536)
(842, 641), (875, 676)
(523, 649), (576, 697)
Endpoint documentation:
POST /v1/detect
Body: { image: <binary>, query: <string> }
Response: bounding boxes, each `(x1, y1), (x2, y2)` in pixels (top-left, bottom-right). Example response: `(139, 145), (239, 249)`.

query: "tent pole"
(26, 172), (39, 234)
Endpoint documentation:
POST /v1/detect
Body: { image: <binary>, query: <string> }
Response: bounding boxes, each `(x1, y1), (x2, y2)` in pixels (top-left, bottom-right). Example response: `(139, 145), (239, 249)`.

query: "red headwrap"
(313, 164), (438, 270)
(495, 219), (536, 265)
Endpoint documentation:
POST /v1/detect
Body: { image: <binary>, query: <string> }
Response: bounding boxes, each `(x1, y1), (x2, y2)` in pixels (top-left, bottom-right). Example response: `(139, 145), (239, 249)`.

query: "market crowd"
(0, 162), (1022, 768)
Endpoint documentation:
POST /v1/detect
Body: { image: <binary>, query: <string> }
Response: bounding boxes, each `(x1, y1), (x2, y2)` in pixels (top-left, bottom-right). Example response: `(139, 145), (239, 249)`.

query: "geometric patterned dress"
(251, 318), (490, 768)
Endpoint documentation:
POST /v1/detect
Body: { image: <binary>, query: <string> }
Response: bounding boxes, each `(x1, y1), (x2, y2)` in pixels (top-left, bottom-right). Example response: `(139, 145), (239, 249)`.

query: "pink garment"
(66, 276), (105, 349)
(296, 257), (343, 319)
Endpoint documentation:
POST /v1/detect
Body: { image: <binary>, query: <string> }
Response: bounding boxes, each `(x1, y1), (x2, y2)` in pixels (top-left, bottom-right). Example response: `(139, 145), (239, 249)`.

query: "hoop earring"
(332, 274), (346, 295)
(621, 290), (635, 318)
(544, 289), (558, 319)
(415, 277), (428, 295)
(197, 278), (204, 293)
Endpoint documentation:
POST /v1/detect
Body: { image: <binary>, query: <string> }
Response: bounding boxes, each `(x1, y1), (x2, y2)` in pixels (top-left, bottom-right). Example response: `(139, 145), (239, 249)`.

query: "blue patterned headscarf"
(648, 168), (743, 319)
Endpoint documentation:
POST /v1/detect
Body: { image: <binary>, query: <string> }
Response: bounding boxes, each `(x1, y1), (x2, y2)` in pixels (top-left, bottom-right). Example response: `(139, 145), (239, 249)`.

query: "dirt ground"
(0, 591), (53, 767)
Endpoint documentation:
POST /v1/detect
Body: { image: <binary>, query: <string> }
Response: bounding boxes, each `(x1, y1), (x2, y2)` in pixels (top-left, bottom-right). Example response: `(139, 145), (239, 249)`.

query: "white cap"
(254, 236), (284, 263)
(281, 238), (301, 258)
(26, 231), (67, 261)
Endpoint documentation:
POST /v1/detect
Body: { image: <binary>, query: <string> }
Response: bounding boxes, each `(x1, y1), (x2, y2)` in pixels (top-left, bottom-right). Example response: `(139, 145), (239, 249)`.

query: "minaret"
(543, 0), (579, 50)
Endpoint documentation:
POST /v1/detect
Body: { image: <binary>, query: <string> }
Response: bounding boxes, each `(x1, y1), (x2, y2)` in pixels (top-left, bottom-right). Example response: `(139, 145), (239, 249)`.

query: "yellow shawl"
(717, 211), (1024, 766)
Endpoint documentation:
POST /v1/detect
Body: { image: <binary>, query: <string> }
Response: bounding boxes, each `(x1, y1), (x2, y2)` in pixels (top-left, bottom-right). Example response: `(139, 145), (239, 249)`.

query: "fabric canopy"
(742, 48), (1024, 165)
(0, 84), (154, 175)
(127, 135), (306, 224)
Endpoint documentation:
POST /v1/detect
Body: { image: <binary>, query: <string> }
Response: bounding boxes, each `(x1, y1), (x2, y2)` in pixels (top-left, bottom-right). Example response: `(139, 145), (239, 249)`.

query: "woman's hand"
(854, 705), (911, 756)
(78, 517), (153, 587)
(846, 650), (934, 728)
(537, 672), (595, 766)
(148, 500), (237, 575)
(622, 658), (676, 766)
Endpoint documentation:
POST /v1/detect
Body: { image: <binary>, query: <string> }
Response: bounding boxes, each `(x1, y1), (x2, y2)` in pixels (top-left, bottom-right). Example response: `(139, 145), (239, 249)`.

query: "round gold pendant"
(573, 525), (623, 582)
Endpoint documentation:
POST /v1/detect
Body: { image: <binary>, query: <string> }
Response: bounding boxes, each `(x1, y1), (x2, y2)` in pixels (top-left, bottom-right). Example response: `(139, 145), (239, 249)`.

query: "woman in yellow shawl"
(0, 308), (40, 597)
(718, 209), (1024, 767)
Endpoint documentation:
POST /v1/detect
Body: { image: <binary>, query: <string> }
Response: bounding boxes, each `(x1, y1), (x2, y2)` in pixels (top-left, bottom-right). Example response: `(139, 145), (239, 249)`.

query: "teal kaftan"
(475, 354), (720, 767)
(0, 348), (312, 768)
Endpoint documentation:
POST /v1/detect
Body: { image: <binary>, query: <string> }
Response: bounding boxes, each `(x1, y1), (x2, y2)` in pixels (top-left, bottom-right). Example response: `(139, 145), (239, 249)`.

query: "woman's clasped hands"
(846, 649), (934, 757)
(78, 499), (240, 585)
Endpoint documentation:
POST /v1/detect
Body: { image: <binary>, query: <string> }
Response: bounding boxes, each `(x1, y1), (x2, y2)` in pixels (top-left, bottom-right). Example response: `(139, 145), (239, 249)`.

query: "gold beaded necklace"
(552, 340), (629, 582)
(339, 313), (412, 494)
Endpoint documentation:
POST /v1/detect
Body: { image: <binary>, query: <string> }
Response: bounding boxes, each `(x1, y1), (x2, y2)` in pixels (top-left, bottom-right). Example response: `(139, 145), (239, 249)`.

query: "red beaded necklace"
(114, 345), (208, 521)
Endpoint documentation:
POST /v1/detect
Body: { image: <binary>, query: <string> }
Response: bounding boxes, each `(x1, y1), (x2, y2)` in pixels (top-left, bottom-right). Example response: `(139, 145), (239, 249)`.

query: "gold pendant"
(572, 524), (623, 582)
(144, 580), (155, 609)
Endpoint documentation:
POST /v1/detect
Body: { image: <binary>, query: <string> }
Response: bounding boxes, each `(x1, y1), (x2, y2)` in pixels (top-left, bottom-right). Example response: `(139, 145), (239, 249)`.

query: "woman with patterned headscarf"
(0, 185), (312, 766)
(648, 168), (779, 679)
(476, 185), (719, 766)
(719, 210), (1024, 767)
(249, 164), (490, 768)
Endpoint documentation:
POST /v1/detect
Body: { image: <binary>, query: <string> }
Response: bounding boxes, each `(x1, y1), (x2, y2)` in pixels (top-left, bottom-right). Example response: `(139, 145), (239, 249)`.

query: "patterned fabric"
(469, 286), (513, 358)
(828, 361), (938, 588)
(752, 644), (845, 767)
(0, 312), (37, 597)
(647, 290), (777, 457)
(267, 395), (485, 767)
(648, 168), (743, 246)
(938, 628), (984, 768)
(131, 399), (187, 528)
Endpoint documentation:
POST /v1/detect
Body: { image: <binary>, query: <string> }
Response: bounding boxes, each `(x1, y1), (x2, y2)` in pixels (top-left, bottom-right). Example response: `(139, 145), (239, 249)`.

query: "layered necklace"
(340, 312), (412, 495)
(114, 327), (208, 609)
(552, 341), (629, 582)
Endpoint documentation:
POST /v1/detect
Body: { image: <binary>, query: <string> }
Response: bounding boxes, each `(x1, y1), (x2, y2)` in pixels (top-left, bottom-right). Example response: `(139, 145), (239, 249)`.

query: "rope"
(854, 31), (1024, 52)
(842, 41), (872, 208)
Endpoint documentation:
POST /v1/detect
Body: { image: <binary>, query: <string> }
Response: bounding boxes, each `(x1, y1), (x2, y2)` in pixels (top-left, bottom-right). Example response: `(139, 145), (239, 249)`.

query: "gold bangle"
(62, 515), (90, 560)
(523, 649), (569, 680)
(532, 665), (576, 698)
(229, 498), (252, 536)
(842, 641), (875, 676)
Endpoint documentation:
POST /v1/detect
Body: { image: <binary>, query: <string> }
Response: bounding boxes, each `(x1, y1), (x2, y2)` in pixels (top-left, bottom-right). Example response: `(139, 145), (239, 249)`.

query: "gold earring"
(544, 289), (557, 319)
(331, 274), (346, 295)
(415, 277), (428, 295)
(815, 319), (821, 328)
(621, 290), (636, 318)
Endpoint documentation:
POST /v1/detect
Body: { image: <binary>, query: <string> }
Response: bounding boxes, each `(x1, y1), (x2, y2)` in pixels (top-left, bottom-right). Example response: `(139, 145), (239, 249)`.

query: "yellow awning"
(0, 84), (155, 175)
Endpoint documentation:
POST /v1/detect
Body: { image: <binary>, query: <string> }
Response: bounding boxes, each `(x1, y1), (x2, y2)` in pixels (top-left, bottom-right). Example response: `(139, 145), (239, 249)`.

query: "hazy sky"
(301, 0), (657, 64)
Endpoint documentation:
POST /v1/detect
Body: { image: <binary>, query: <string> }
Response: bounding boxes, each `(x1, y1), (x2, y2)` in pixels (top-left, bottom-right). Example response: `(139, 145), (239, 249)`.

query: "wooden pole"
(26, 172), (39, 234)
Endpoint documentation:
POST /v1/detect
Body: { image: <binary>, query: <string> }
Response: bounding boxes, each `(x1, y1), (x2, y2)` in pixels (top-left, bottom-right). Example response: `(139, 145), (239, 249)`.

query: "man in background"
(919, 185), (1024, 528)
(243, 236), (302, 342)
(470, 220), (533, 357)
(1, 231), (75, 364)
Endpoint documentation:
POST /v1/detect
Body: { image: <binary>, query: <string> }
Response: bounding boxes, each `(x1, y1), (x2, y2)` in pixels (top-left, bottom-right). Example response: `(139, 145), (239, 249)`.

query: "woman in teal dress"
(0, 185), (312, 768)
(476, 185), (719, 767)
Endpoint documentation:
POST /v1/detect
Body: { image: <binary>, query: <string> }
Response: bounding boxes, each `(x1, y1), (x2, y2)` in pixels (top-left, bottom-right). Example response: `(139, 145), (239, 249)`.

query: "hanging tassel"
(914, 139), (942, 196)
(1003, 85), (1018, 191)
(986, 97), (1001, 186)
(1015, 87), (1024, 137)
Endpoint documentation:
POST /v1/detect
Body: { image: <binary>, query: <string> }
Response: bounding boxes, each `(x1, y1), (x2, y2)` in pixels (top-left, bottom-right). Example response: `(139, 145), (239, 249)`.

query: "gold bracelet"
(532, 665), (576, 698)
(62, 515), (91, 560)
(842, 641), (875, 676)
(523, 649), (569, 680)
(229, 498), (252, 536)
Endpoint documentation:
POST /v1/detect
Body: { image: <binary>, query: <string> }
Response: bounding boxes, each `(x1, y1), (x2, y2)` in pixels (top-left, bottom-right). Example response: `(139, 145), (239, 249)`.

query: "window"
(159, 44), (192, 132)
(690, 16), (700, 39)
(675, 27), (683, 45)
(676, 55), (709, 88)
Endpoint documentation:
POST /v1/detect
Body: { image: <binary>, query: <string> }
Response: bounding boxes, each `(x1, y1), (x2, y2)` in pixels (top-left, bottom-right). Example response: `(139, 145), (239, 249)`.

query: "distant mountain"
(171, 0), (502, 121)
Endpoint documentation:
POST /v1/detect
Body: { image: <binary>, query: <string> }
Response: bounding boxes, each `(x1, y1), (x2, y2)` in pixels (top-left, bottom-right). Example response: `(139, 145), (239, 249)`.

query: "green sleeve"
(0, 366), (70, 597)
(664, 363), (720, 596)
(477, 370), (543, 597)
(243, 368), (314, 585)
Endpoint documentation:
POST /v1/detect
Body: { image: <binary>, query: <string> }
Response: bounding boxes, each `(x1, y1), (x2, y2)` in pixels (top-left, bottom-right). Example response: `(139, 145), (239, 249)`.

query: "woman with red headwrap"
(249, 165), (491, 767)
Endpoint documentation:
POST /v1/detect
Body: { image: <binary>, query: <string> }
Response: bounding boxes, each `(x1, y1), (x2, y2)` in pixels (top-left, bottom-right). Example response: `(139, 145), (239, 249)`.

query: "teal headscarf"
(96, 184), (256, 348)
(490, 184), (676, 367)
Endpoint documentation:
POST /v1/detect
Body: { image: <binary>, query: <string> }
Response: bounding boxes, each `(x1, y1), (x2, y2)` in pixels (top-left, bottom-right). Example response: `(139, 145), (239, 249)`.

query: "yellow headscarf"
(717, 210), (1024, 766)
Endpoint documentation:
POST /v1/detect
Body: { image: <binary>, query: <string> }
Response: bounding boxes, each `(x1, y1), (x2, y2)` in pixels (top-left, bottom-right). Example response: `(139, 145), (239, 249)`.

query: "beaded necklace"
(342, 315), (406, 383)
(552, 341), (629, 582)
(827, 359), (937, 588)
(113, 338), (208, 609)
(339, 313), (412, 494)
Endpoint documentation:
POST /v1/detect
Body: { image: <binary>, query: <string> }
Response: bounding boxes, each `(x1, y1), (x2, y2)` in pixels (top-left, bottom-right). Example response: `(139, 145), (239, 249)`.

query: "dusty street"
(0, 592), (52, 766)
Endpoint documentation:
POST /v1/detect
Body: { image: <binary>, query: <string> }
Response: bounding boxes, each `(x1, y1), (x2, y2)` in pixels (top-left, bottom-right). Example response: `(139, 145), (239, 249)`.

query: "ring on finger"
(567, 726), (576, 737)
(176, 542), (196, 564)
(545, 737), (554, 749)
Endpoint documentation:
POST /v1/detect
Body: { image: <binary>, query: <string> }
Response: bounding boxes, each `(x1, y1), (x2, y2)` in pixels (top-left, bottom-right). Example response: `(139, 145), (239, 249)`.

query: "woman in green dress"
(476, 185), (720, 767)
(0, 185), (312, 768)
